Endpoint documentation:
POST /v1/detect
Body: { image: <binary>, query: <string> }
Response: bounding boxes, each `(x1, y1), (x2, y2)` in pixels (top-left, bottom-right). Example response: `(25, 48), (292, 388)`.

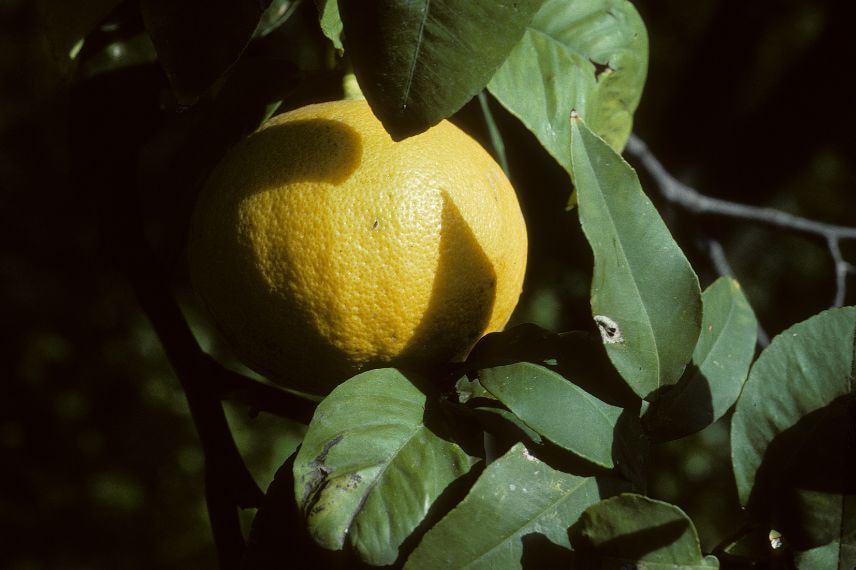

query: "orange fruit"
(188, 99), (527, 395)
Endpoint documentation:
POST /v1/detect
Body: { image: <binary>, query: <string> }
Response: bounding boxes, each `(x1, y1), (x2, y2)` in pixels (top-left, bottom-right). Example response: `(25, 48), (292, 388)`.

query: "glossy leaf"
(479, 362), (622, 468)
(338, 0), (546, 139)
(731, 307), (856, 550)
(404, 443), (603, 569)
(313, 0), (343, 50)
(570, 118), (702, 399)
(292, 369), (477, 566)
(644, 277), (758, 441)
(570, 494), (719, 569)
(488, 0), (648, 174)
(140, 0), (272, 104)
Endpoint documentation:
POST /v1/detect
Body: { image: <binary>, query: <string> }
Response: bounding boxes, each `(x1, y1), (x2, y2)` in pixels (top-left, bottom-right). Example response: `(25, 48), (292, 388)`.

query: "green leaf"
(488, 0), (648, 172)
(644, 277), (758, 441)
(480, 362), (623, 468)
(292, 369), (478, 566)
(41, 0), (123, 73)
(794, 507), (856, 570)
(570, 494), (719, 569)
(255, 0), (300, 38)
(338, 0), (546, 139)
(140, 0), (272, 104)
(570, 118), (702, 400)
(404, 443), (603, 569)
(731, 307), (856, 550)
(313, 0), (343, 50)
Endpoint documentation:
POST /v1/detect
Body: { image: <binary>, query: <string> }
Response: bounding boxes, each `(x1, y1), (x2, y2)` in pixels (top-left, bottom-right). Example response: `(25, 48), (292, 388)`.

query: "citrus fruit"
(188, 99), (528, 395)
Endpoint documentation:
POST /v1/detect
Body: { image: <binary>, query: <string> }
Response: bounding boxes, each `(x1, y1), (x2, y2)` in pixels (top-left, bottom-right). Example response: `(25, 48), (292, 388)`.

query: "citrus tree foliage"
(49, 0), (854, 568)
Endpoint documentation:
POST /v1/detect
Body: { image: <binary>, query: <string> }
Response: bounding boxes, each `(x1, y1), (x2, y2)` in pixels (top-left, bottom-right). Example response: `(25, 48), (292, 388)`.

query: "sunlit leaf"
(570, 118), (701, 399)
(292, 369), (478, 566)
(405, 443), (603, 569)
(570, 494), (719, 568)
(313, 0), (343, 50)
(479, 362), (622, 468)
(488, 0), (648, 177)
(338, 0), (546, 139)
(644, 277), (757, 441)
(731, 307), (856, 551)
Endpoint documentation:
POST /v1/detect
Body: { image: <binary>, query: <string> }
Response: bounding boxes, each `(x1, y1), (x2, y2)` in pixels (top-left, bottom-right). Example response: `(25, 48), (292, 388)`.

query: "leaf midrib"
(400, 0), (430, 111)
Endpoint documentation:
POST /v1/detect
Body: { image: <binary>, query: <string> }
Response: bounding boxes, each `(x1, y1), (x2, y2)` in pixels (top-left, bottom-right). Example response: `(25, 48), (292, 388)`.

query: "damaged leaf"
(570, 117), (701, 400)
(487, 0), (648, 175)
(292, 368), (478, 566)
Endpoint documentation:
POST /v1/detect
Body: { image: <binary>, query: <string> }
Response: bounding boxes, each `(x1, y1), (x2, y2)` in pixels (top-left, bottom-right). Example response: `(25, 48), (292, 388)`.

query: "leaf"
(570, 118), (702, 400)
(41, 0), (123, 73)
(404, 443), (603, 569)
(731, 307), (856, 550)
(243, 453), (350, 569)
(292, 369), (478, 566)
(467, 324), (640, 408)
(794, 506), (856, 570)
(255, 0), (300, 38)
(479, 362), (623, 468)
(643, 277), (758, 441)
(313, 0), (343, 50)
(570, 494), (719, 569)
(140, 0), (272, 104)
(488, 0), (648, 173)
(338, 0), (546, 139)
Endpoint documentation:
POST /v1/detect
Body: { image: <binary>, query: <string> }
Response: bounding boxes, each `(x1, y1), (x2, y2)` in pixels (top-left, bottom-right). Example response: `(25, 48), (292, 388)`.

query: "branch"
(625, 134), (856, 308)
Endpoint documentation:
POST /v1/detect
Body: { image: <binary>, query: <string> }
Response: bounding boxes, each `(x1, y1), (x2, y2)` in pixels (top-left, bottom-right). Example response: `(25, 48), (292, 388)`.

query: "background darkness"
(2, 0), (854, 567)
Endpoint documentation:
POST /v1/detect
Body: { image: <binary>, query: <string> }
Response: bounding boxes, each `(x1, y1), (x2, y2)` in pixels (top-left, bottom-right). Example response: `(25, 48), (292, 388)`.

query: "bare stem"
(625, 134), (855, 308)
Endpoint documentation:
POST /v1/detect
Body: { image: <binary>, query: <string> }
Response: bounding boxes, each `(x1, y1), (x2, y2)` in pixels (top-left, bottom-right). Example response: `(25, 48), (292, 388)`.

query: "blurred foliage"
(2, 0), (854, 567)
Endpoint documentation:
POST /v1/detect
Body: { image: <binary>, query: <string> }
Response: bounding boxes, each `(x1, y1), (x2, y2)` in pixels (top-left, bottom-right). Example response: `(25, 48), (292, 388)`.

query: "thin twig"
(828, 236), (855, 308)
(625, 134), (855, 308)
(119, 223), (263, 569)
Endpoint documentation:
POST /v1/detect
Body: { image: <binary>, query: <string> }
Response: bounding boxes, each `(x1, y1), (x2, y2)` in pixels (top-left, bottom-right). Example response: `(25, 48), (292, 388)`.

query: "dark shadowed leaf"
(140, 0), (272, 104)
(313, 0), (343, 50)
(644, 277), (757, 441)
(570, 118), (701, 399)
(479, 362), (622, 468)
(404, 443), (603, 569)
(467, 324), (640, 408)
(255, 0), (300, 38)
(794, 515), (856, 570)
(488, 0), (648, 176)
(731, 307), (856, 552)
(41, 0), (123, 74)
(292, 369), (478, 566)
(338, 0), (545, 139)
(570, 494), (719, 568)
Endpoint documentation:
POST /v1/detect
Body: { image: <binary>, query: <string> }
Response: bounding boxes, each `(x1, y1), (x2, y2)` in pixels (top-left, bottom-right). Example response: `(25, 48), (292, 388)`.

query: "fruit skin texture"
(188, 99), (527, 395)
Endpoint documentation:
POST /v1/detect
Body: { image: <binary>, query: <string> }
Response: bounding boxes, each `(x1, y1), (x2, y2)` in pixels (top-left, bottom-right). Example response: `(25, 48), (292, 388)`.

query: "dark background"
(2, 0), (853, 567)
